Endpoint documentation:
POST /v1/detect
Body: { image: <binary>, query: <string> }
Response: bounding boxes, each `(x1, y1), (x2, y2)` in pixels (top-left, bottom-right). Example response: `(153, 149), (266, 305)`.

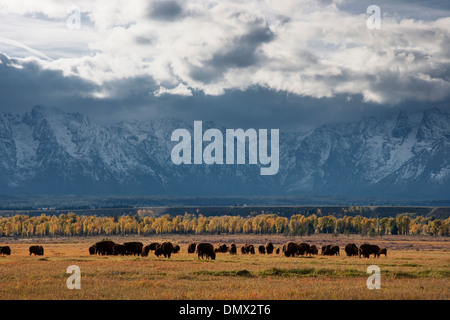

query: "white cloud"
(1, 0), (449, 105)
(154, 83), (193, 97)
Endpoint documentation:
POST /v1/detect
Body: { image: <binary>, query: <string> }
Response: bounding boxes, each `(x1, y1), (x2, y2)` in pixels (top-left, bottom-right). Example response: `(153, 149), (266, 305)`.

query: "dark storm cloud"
(0, 53), (99, 112)
(189, 24), (275, 83)
(148, 1), (184, 21)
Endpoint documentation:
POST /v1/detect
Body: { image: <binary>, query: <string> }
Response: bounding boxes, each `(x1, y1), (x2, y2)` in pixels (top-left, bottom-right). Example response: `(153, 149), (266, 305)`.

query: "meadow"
(0, 234), (448, 300)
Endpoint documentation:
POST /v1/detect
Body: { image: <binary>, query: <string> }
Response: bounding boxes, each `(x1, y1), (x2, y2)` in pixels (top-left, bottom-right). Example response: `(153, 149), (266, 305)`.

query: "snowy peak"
(0, 106), (449, 198)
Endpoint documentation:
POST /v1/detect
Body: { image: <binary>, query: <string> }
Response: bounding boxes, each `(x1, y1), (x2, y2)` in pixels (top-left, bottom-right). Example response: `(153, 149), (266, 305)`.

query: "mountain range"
(0, 105), (449, 199)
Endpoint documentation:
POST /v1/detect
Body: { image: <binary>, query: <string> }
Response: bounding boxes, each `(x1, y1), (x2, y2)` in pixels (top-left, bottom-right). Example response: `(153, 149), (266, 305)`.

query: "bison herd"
(88, 240), (181, 258)
(181, 241), (387, 260)
(0, 241), (387, 259)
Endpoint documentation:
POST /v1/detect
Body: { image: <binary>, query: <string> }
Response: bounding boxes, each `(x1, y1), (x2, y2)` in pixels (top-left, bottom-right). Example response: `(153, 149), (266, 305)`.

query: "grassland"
(0, 234), (448, 300)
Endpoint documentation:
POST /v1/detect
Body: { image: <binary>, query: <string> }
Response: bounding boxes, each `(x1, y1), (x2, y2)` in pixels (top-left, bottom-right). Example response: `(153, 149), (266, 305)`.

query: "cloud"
(148, 1), (184, 21)
(0, 0), (449, 108)
(154, 83), (193, 97)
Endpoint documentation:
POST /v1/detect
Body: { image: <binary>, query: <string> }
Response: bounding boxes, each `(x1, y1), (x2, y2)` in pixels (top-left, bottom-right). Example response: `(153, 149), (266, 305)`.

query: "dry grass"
(0, 234), (449, 300)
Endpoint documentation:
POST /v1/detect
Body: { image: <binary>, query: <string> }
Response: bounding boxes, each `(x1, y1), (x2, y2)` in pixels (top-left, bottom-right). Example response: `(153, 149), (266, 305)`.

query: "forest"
(0, 210), (448, 237)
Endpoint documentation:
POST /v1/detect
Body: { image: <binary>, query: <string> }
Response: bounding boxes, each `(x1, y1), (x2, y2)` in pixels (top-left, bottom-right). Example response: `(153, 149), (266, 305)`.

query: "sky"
(0, 0), (449, 131)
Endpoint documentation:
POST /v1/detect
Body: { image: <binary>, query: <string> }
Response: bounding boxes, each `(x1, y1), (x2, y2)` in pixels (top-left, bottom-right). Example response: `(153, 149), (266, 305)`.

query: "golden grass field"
(0, 234), (448, 300)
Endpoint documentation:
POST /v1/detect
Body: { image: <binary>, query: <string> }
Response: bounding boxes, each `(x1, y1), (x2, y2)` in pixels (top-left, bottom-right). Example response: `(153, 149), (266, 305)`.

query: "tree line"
(0, 211), (448, 237)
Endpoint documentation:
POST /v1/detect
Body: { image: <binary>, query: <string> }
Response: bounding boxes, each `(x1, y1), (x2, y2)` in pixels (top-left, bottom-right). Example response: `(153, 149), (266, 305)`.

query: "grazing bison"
(173, 244), (180, 254)
(113, 244), (127, 256)
(229, 243), (237, 255)
(246, 244), (255, 254)
(95, 240), (116, 256)
(284, 242), (299, 257)
(308, 245), (318, 255)
(123, 242), (143, 256)
(345, 243), (359, 257)
(265, 242), (274, 254)
(29, 245), (44, 256)
(215, 243), (228, 253)
(159, 242), (174, 258)
(241, 244), (255, 254)
(323, 245), (340, 256)
(187, 242), (197, 253)
(378, 248), (387, 257)
(359, 244), (380, 258)
(258, 245), (266, 254)
(276, 248), (280, 254)
(154, 244), (163, 257)
(298, 243), (311, 256)
(0, 246), (11, 255)
(88, 245), (96, 255)
(196, 242), (216, 260)
(143, 242), (161, 256)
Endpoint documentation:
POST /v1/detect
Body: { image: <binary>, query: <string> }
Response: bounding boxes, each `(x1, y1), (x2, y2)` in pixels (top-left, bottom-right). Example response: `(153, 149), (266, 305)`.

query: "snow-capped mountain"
(0, 105), (449, 199)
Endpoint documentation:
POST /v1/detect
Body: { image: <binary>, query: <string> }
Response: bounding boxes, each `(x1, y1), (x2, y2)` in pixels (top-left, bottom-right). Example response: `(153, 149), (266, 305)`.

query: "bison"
(229, 243), (237, 255)
(258, 245), (266, 254)
(113, 244), (127, 256)
(345, 243), (359, 257)
(187, 242), (197, 253)
(283, 242), (299, 257)
(123, 242), (143, 256)
(298, 243), (311, 256)
(215, 243), (228, 253)
(265, 242), (274, 254)
(196, 242), (216, 260)
(29, 245), (44, 256)
(0, 246), (11, 255)
(240, 244), (255, 255)
(378, 248), (387, 257)
(158, 242), (174, 258)
(173, 244), (180, 254)
(359, 244), (380, 258)
(308, 245), (318, 255)
(323, 245), (340, 256)
(88, 245), (96, 255)
(94, 240), (116, 256)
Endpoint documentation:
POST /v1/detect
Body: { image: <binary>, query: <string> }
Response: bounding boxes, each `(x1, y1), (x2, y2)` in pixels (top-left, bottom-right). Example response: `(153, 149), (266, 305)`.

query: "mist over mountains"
(0, 105), (449, 200)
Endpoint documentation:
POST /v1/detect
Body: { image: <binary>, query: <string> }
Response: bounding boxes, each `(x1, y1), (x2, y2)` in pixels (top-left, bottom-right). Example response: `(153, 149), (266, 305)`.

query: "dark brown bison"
(95, 240), (116, 255)
(113, 244), (126, 256)
(240, 244), (255, 254)
(88, 245), (96, 255)
(378, 248), (387, 257)
(246, 244), (255, 254)
(345, 243), (359, 257)
(154, 244), (163, 257)
(284, 242), (299, 257)
(215, 243), (228, 253)
(265, 242), (274, 254)
(321, 245), (331, 255)
(323, 245), (340, 256)
(196, 242), (216, 260)
(0, 246), (11, 255)
(159, 242), (174, 258)
(229, 243), (237, 255)
(143, 242), (160, 256)
(298, 243), (311, 256)
(359, 244), (380, 258)
(258, 245), (266, 254)
(276, 248), (280, 254)
(29, 245), (44, 256)
(123, 242), (143, 256)
(173, 244), (180, 254)
(187, 242), (197, 253)
(308, 245), (318, 255)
